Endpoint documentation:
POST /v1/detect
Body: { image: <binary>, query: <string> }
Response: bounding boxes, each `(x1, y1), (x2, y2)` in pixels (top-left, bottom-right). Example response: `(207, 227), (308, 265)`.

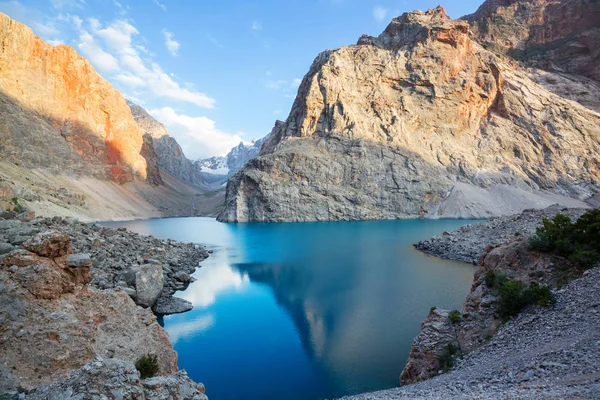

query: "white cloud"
(166, 314), (215, 344)
(77, 31), (120, 73)
(162, 29), (179, 56)
(266, 79), (287, 89)
(152, 0), (166, 11)
(373, 6), (388, 22)
(51, 0), (86, 10)
(207, 34), (223, 48)
(251, 20), (262, 31)
(76, 18), (215, 108)
(149, 107), (246, 159)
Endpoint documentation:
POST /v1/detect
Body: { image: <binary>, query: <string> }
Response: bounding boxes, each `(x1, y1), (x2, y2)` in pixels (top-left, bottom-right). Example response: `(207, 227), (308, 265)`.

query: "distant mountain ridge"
(195, 137), (266, 184)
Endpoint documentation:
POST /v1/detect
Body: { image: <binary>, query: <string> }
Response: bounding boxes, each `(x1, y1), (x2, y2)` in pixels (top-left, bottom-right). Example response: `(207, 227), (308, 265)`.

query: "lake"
(103, 217), (479, 400)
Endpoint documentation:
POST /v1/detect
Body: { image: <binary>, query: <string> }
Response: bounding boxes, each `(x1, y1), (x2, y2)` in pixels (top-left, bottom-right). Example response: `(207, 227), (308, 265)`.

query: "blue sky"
(0, 0), (483, 159)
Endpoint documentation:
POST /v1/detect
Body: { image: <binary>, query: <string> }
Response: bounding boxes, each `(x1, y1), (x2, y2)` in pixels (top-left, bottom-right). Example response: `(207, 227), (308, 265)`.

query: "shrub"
(530, 283), (556, 307)
(429, 306), (437, 313)
(484, 271), (507, 289)
(529, 209), (600, 269)
(497, 280), (529, 318)
(437, 343), (460, 371)
(135, 354), (159, 379)
(8, 197), (23, 213)
(448, 310), (461, 324)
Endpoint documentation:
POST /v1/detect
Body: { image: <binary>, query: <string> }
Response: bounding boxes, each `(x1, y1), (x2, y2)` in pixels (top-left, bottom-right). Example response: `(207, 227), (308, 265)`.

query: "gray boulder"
(66, 253), (92, 268)
(134, 264), (164, 308)
(153, 296), (193, 315)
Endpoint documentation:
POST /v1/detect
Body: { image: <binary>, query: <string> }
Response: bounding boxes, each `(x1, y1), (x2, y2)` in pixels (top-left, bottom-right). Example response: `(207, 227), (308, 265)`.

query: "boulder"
(16, 210), (35, 222)
(66, 253), (92, 268)
(134, 264), (164, 308)
(153, 296), (194, 315)
(22, 230), (70, 258)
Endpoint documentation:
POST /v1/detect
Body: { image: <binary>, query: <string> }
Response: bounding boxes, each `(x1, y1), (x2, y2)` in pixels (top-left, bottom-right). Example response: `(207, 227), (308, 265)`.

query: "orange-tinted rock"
(0, 13), (152, 183)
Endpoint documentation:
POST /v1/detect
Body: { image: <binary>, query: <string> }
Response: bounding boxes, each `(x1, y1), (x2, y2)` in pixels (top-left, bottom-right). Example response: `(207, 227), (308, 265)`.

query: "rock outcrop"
(464, 0), (600, 82)
(219, 4), (600, 222)
(0, 211), (209, 396)
(128, 101), (206, 188)
(26, 358), (208, 400)
(0, 13), (157, 183)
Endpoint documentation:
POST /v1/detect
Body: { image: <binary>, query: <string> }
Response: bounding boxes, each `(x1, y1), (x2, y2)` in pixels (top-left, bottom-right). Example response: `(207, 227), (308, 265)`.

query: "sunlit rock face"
(0, 13), (153, 183)
(464, 0), (600, 81)
(219, 5), (600, 222)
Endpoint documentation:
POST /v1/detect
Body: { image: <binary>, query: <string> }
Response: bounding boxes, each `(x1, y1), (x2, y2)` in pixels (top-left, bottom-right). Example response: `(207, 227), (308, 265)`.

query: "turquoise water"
(103, 218), (479, 400)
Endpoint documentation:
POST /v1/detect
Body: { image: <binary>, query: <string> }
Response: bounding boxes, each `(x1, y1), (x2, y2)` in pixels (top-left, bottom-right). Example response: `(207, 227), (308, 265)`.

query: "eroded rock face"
(219, 6), (600, 222)
(0, 227), (178, 391)
(127, 101), (206, 188)
(0, 13), (157, 183)
(465, 0), (600, 81)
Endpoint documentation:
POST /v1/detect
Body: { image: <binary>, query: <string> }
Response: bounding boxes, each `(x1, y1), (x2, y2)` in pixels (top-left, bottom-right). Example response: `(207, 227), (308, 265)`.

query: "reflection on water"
(102, 217), (480, 400)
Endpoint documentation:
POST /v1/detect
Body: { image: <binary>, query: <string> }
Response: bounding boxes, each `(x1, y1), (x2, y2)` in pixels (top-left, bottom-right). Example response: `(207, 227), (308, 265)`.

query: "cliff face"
(464, 0), (600, 81)
(0, 13), (155, 184)
(127, 101), (206, 188)
(219, 4), (600, 223)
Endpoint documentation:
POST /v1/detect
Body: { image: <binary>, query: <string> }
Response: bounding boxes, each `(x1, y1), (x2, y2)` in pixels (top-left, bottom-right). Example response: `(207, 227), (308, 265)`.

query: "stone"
(0, 242), (14, 255)
(152, 296), (194, 315)
(66, 253), (92, 268)
(22, 230), (70, 258)
(16, 211), (35, 223)
(173, 271), (191, 282)
(218, 6), (600, 223)
(134, 264), (164, 308)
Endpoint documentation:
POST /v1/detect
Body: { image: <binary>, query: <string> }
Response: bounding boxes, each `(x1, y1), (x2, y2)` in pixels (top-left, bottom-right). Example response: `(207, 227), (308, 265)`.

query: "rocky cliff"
(0, 13), (157, 184)
(219, 3), (600, 223)
(464, 0), (600, 81)
(127, 101), (207, 189)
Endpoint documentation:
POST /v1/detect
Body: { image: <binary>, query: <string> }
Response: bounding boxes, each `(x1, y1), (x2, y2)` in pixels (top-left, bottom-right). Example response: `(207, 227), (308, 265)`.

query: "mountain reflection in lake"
(102, 217), (479, 400)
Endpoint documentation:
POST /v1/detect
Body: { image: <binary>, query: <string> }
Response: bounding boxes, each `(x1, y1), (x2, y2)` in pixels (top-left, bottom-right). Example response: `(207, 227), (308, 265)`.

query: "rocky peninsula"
(0, 209), (209, 398)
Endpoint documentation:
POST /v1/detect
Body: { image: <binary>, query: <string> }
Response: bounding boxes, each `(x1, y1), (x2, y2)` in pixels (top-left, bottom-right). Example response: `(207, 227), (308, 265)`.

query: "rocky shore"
(0, 210), (209, 398)
(415, 205), (588, 264)
(340, 205), (600, 399)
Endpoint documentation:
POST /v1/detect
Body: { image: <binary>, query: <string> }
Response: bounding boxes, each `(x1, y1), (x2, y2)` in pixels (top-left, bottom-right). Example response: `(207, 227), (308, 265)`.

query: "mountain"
(218, 3), (600, 223)
(0, 13), (209, 220)
(196, 137), (266, 184)
(127, 101), (207, 189)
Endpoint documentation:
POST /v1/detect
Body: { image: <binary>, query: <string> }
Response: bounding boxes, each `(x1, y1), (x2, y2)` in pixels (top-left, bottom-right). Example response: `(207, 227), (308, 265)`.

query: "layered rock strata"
(219, 4), (600, 222)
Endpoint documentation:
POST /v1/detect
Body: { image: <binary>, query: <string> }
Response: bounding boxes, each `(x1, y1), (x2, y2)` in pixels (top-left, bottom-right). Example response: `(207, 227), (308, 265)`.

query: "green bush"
(530, 283), (556, 307)
(484, 271), (507, 289)
(497, 280), (529, 318)
(437, 343), (460, 371)
(429, 306), (437, 313)
(529, 209), (600, 269)
(448, 310), (461, 324)
(135, 354), (159, 379)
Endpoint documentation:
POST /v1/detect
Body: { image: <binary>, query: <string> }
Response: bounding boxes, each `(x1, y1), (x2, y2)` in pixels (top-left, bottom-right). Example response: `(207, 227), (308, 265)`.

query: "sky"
(0, 0), (483, 159)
